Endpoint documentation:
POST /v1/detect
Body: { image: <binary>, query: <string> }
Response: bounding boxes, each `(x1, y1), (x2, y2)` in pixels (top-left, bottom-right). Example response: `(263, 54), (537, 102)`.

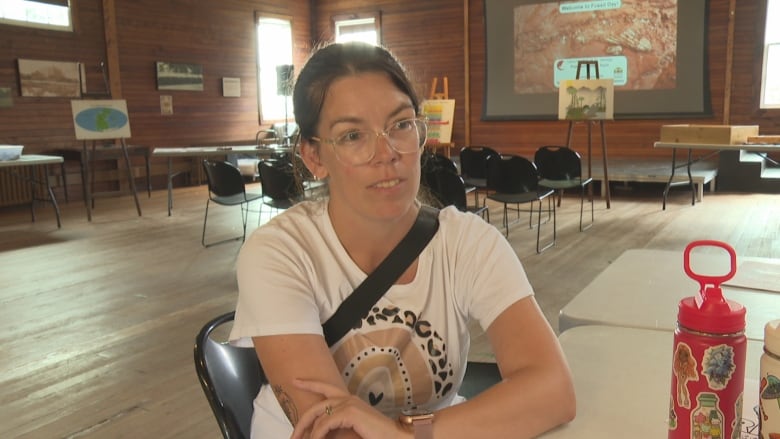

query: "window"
(257, 16), (293, 122)
(761, 0), (780, 109)
(333, 13), (381, 45)
(0, 0), (71, 31)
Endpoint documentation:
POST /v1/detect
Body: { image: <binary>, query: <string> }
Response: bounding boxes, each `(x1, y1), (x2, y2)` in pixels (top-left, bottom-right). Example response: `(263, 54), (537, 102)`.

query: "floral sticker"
(702, 344), (736, 390)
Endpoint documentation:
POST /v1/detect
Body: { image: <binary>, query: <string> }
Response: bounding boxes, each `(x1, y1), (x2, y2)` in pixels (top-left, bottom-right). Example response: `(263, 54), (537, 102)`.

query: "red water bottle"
(668, 240), (747, 439)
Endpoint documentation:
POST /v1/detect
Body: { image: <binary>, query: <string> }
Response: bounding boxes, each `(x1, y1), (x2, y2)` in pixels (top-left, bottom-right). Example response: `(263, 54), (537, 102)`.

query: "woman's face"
(301, 72), (421, 224)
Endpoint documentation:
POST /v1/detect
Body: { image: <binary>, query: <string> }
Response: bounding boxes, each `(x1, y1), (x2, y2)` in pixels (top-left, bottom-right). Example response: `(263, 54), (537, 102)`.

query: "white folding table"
(558, 248), (780, 341)
(539, 325), (762, 438)
(0, 154), (64, 228)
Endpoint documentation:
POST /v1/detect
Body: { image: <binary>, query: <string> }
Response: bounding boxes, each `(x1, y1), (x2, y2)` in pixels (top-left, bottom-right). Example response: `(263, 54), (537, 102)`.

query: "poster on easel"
(558, 79), (614, 120)
(421, 99), (455, 144)
(70, 99), (132, 140)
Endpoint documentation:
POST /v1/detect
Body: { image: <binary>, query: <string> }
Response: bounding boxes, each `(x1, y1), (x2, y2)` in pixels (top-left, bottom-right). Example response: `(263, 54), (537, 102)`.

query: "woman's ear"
(299, 139), (328, 180)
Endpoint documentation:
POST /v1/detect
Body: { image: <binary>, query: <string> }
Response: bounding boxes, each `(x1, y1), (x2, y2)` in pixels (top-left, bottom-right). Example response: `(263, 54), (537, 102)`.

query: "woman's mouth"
(372, 178), (401, 189)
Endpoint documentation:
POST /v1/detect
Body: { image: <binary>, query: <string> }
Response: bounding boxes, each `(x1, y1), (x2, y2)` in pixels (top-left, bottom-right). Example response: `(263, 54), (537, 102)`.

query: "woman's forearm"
(432, 362), (575, 438)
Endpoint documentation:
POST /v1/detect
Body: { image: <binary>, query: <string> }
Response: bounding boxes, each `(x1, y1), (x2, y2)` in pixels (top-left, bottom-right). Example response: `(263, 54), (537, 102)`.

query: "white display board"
(71, 99), (132, 140)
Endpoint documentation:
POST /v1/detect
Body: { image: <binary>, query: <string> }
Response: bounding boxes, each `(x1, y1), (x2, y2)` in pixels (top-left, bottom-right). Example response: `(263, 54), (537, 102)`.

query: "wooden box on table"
(659, 124), (759, 145)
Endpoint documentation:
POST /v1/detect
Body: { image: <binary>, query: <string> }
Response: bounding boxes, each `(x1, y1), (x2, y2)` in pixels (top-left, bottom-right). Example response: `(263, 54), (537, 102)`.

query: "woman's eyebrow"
(327, 103), (415, 131)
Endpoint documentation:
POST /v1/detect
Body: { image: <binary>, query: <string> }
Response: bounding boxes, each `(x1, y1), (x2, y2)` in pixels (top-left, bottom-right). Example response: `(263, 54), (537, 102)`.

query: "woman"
(230, 42), (575, 438)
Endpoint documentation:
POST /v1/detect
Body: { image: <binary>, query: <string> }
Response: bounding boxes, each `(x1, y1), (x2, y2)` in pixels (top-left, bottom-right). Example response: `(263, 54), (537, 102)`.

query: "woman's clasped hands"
(290, 379), (410, 439)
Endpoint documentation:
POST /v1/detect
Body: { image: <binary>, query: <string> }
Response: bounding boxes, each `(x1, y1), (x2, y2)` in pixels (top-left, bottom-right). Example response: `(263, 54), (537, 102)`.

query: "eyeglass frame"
(309, 116), (428, 166)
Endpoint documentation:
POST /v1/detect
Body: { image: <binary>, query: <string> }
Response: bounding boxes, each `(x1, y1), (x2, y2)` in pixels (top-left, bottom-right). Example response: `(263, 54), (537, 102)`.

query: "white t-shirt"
(229, 200), (533, 438)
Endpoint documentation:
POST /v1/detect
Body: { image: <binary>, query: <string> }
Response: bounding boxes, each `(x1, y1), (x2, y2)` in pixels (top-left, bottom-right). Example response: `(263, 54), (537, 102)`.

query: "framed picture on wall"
(156, 61), (204, 91)
(17, 59), (81, 98)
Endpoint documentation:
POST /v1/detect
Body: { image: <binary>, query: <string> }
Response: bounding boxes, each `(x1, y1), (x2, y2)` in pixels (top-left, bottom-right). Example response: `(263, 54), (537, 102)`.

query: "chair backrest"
(486, 154), (541, 193)
(459, 146), (500, 179)
(534, 146), (583, 180)
(194, 311), (266, 439)
(258, 159), (297, 200)
(203, 160), (246, 198)
(430, 167), (469, 211)
(420, 151), (459, 192)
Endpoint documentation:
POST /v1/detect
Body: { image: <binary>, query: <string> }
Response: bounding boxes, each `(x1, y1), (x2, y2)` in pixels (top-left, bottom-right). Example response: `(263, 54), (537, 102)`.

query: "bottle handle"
(683, 240), (737, 290)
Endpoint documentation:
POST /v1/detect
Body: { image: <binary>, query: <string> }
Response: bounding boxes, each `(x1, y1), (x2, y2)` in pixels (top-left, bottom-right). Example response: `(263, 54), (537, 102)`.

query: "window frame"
(760, 0), (780, 109)
(332, 11), (382, 45)
(0, 0), (72, 32)
(255, 13), (294, 124)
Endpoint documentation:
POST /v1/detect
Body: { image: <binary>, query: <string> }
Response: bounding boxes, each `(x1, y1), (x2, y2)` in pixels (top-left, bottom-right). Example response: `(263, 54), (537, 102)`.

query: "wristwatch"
(399, 408), (434, 439)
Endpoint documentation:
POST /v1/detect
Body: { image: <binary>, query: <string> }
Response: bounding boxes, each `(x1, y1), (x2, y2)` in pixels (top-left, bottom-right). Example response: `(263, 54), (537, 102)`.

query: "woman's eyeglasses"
(311, 117), (427, 166)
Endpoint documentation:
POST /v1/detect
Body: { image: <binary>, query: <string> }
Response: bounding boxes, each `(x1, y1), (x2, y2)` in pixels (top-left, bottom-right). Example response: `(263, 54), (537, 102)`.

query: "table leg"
(167, 157), (173, 216)
(44, 166), (62, 228)
(662, 148), (678, 210)
(600, 121), (610, 209)
(686, 148), (695, 206)
(81, 142), (92, 221)
(28, 169), (36, 223)
(145, 150), (152, 197)
(60, 160), (69, 203)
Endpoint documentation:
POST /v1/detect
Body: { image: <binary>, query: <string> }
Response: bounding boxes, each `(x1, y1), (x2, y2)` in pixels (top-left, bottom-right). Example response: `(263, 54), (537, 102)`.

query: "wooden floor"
(1, 183), (778, 438)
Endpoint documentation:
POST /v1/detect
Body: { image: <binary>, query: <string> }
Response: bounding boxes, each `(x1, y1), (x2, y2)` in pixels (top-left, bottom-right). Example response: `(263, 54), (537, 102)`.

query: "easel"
(81, 138), (142, 221)
(72, 99), (142, 221)
(429, 76), (449, 100)
(426, 77), (454, 157)
(566, 61), (611, 208)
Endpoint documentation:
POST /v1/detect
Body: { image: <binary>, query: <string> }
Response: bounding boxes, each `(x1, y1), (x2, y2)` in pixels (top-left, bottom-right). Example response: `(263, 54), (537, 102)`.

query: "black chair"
(534, 146), (594, 231)
(257, 159), (300, 217)
(426, 164), (489, 220)
(459, 146), (500, 207)
(194, 311), (266, 439)
(485, 154), (556, 253)
(201, 160), (264, 248)
(421, 151), (473, 194)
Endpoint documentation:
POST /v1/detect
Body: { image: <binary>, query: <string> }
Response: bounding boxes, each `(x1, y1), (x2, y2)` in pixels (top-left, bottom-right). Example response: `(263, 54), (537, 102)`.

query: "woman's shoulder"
(243, 200), (329, 249)
(435, 205), (497, 236)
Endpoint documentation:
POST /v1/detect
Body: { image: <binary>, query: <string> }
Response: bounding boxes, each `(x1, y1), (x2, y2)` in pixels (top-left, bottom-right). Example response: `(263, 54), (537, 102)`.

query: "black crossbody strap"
(322, 206), (440, 347)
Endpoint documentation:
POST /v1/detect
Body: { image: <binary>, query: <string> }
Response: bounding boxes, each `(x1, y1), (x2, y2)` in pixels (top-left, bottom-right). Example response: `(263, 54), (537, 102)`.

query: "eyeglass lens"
(334, 119), (427, 165)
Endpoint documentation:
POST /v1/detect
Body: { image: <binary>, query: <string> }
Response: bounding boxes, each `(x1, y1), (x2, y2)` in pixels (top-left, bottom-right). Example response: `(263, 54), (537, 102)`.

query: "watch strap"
(411, 416), (433, 439)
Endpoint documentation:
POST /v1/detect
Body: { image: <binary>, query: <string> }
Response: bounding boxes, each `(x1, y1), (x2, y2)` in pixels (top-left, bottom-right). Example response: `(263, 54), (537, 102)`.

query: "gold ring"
(325, 405), (333, 416)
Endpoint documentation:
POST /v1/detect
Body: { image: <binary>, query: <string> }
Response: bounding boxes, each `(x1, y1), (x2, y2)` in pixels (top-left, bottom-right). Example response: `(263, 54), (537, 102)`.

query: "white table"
(654, 141), (780, 209)
(0, 154), (64, 228)
(152, 145), (291, 215)
(539, 325), (762, 438)
(559, 248), (780, 341)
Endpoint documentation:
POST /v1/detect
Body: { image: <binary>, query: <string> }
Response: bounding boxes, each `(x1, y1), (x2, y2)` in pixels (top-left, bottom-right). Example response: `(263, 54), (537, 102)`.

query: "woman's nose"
(371, 132), (399, 163)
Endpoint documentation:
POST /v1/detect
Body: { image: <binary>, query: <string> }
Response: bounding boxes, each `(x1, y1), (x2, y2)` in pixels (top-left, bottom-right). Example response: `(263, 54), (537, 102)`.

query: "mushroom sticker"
(762, 374), (780, 412)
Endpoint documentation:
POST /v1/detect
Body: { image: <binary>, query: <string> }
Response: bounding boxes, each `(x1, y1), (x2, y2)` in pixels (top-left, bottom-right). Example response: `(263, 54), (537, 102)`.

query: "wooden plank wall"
(1, 0), (777, 177)
(0, 0), (107, 151)
(0, 0), (312, 153)
(315, 0), (779, 161)
(312, 0), (468, 149)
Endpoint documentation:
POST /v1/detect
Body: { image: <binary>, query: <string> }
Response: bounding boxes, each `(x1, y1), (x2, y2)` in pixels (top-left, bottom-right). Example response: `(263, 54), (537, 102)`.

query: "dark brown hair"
(292, 42), (420, 141)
